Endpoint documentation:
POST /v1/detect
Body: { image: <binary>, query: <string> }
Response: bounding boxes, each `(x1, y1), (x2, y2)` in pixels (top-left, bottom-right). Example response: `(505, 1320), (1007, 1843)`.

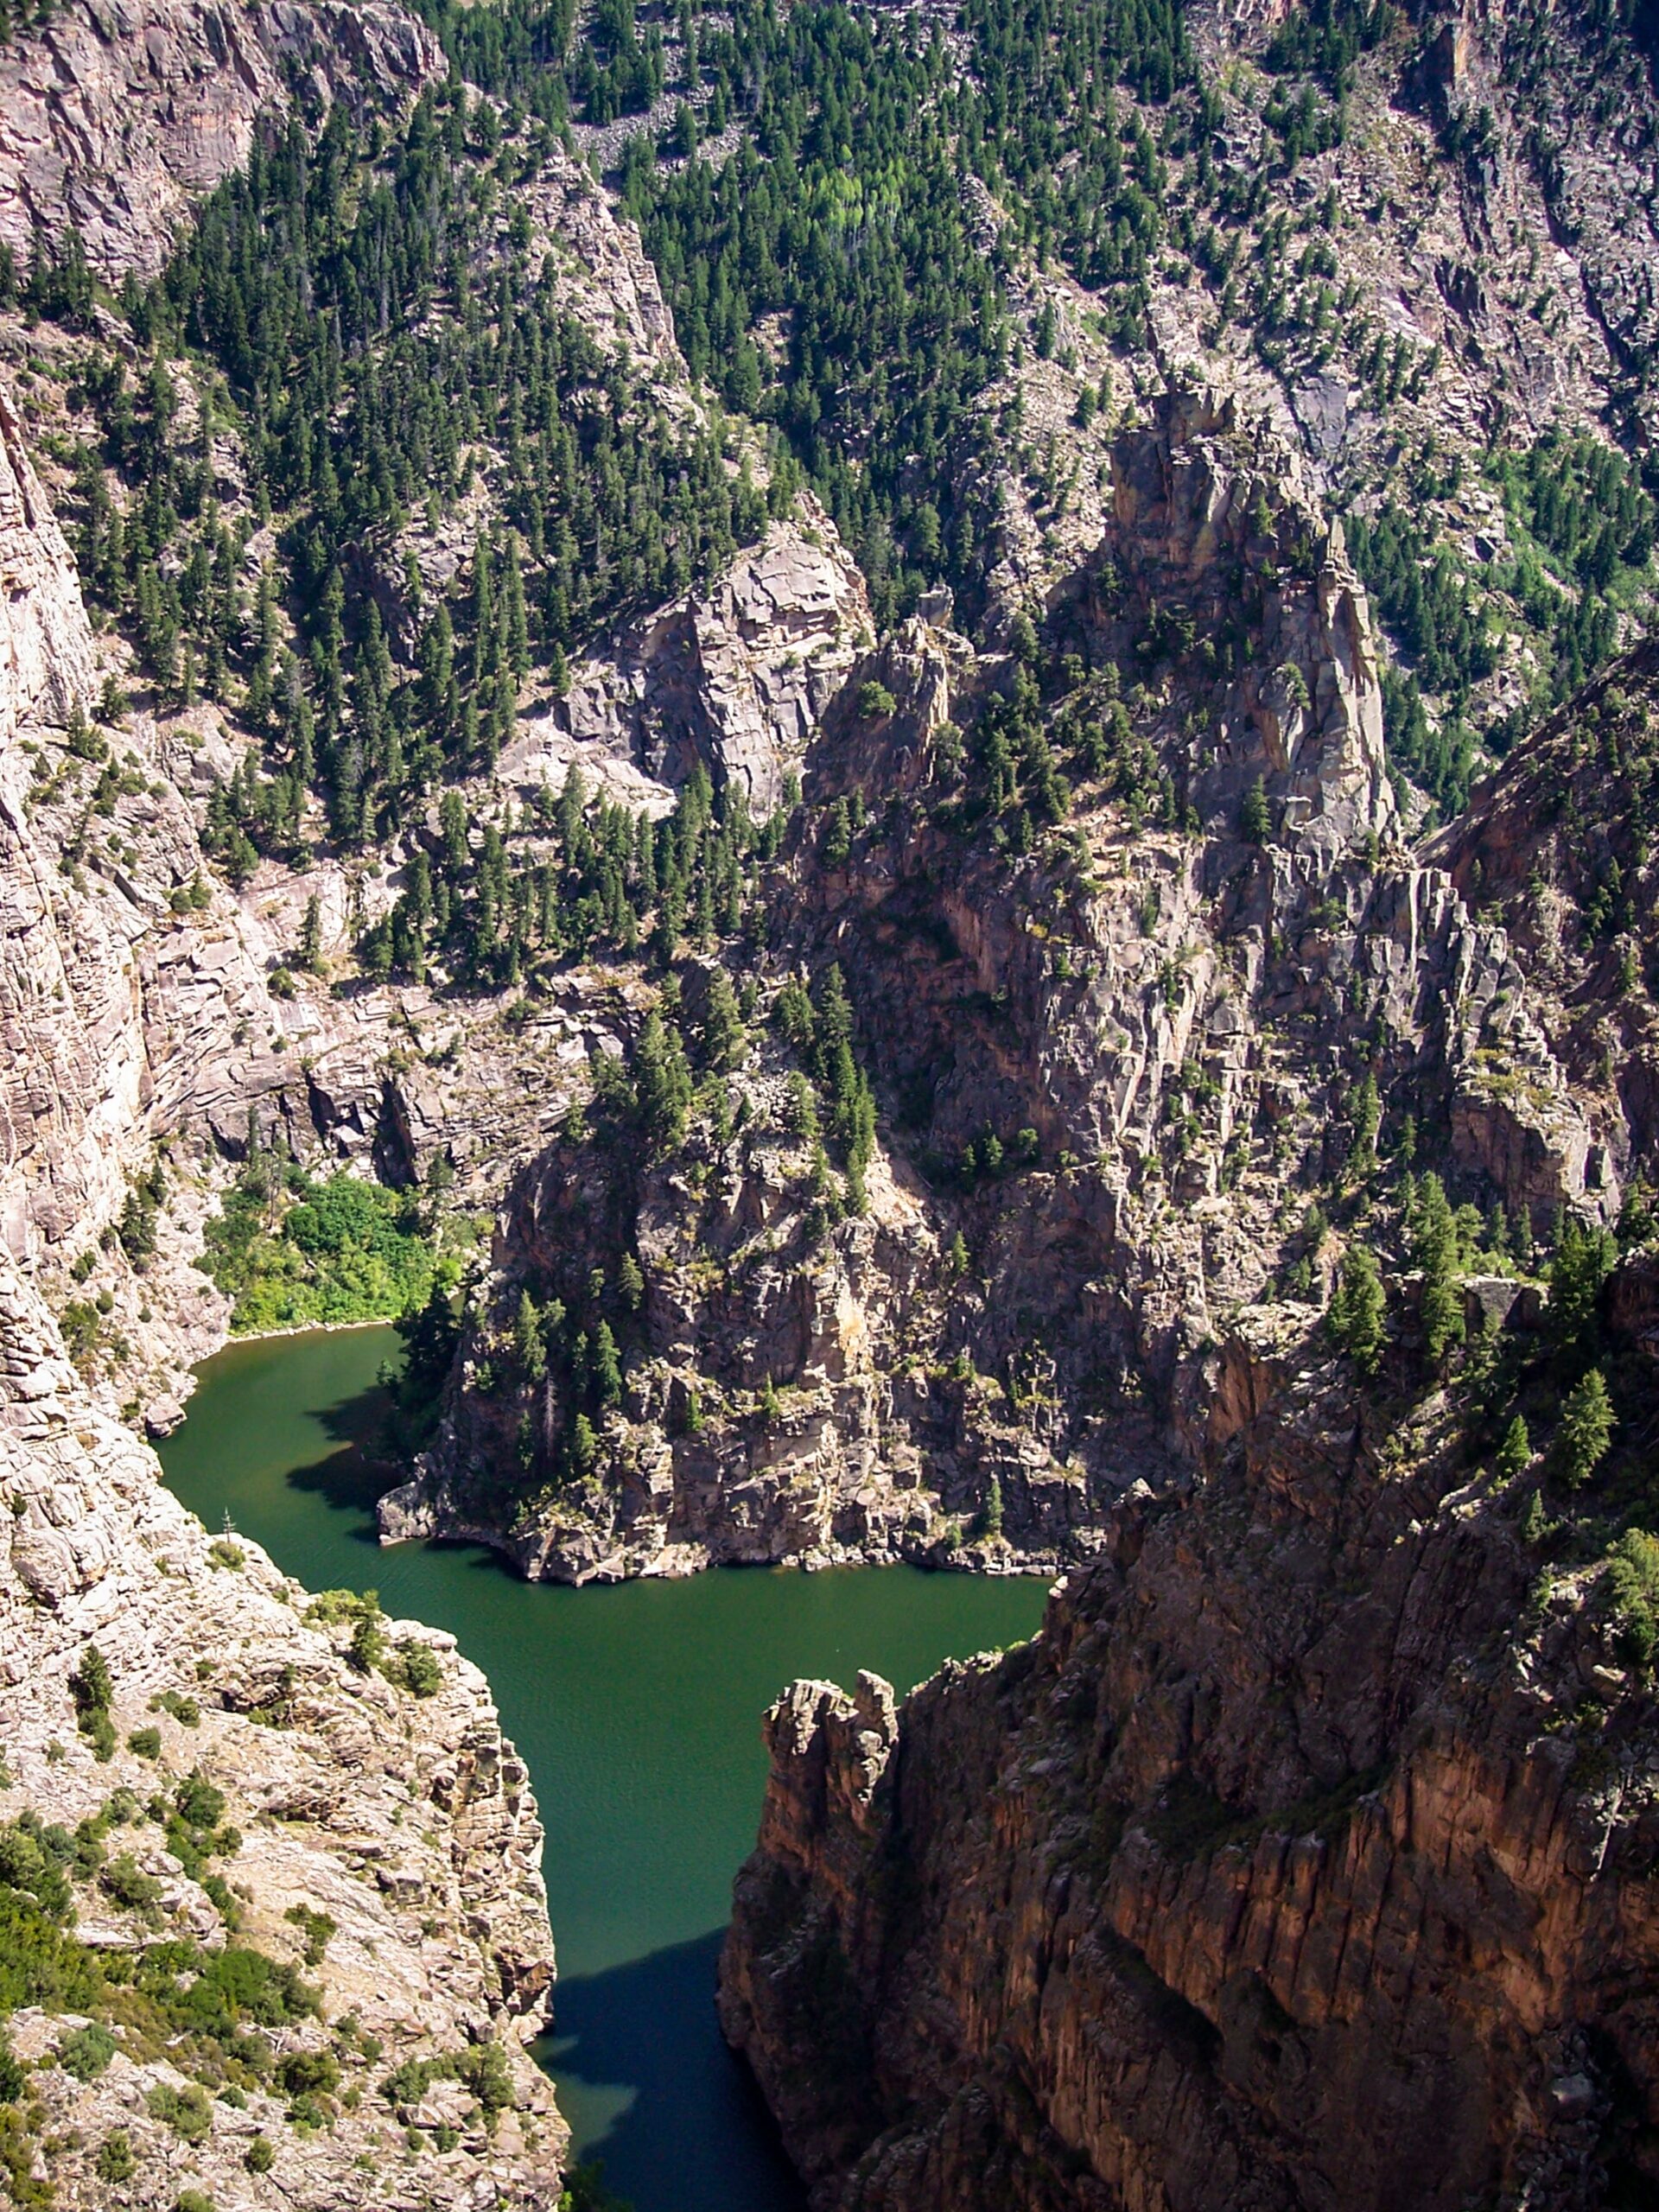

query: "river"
(158, 1325), (1050, 2212)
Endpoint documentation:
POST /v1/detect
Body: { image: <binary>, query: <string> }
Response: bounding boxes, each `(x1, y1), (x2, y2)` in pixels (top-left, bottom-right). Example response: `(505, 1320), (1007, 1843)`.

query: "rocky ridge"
(397, 383), (1629, 1583)
(0, 1250), (565, 2207)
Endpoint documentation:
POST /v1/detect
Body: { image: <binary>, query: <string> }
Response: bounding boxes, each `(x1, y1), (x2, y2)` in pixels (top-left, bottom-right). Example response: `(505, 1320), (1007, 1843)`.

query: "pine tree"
(1496, 1414), (1531, 1482)
(700, 969), (746, 1071)
(1328, 1244), (1385, 1375)
(515, 1291), (546, 1382)
(1240, 776), (1271, 844)
(1412, 1173), (1465, 1367)
(569, 1413), (598, 1478)
(591, 1321), (623, 1407)
(1556, 1367), (1614, 1489)
(632, 1008), (691, 1155)
(298, 894), (323, 974)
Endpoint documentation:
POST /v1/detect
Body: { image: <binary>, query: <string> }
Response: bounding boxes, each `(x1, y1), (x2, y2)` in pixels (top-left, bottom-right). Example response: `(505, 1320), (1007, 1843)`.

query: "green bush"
(394, 1643), (443, 1698)
(69, 1645), (116, 1762)
(147, 2080), (213, 2140)
(245, 2133), (276, 2173)
(95, 2132), (135, 2183)
(128, 1726), (162, 1759)
(56, 2023), (116, 2081)
(456, 2039), (514, 2114)
(284, 1903), (336, 1967)
(200, 1166), (436, 1333)
(1607, 1530), (1659, 1667)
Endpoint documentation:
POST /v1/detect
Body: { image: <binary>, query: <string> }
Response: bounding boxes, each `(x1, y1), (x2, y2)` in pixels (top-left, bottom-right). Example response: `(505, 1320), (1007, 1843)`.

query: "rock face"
(0, 0), (442, 280)
(0, 1253), (565, 2206)
(531, 499), (872, 817)
(718, 1299), (1659, 2212)
(406, 387), (1644, 1583)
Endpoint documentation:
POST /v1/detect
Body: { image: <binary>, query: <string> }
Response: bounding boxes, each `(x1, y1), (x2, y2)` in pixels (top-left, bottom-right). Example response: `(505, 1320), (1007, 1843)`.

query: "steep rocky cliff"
(398, 385), (1628, 1583)
(719, 1280), (1659, 2212)
(0, 0), (441, 280)
(0, 1252), (564, 2206)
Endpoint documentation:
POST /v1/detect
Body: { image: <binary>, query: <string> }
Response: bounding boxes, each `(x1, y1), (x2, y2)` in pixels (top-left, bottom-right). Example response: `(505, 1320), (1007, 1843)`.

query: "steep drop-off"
(719, 1277), (1659, 2211)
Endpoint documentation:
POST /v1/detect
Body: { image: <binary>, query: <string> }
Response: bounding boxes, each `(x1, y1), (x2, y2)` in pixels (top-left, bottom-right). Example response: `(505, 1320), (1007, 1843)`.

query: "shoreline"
(150, 1312), (403, 1437)
(225, 1313), (404, 1346)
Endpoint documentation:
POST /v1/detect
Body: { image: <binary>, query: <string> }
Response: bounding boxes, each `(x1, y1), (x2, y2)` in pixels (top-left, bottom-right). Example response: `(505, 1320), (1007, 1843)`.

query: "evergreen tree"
(1412, 1173), (1465, 1367)
(1556, 1367), (1613, 1489)
(632, 1007), (691, 1155)
(1328, 1244), (1385, 1375)
(515, 1290), (546, 1382)
(1240, 776), (1272, 844)
(1496, 1414), (1531, 1482)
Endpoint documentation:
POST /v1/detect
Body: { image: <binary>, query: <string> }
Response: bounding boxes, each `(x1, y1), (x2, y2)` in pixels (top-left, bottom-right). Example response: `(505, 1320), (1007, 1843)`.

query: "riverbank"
(146, 1307), (408, 1434)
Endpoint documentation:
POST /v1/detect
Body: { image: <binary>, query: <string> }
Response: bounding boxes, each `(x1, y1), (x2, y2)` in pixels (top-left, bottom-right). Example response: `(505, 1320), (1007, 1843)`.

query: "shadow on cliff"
(539, 1929), (807, 2212)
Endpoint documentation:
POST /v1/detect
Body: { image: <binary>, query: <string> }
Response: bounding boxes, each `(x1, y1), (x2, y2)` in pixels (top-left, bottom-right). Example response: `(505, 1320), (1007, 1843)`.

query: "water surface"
(160, 1326), (1049, 2212)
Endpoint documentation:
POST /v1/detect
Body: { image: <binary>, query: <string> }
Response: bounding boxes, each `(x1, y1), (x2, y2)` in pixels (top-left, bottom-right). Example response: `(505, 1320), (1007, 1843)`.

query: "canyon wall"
(719, 1296), (1659, 2211)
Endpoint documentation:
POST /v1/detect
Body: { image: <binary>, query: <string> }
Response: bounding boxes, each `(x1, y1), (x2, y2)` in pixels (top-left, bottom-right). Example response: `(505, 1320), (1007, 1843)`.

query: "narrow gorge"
(0, 0), (1657, 2206)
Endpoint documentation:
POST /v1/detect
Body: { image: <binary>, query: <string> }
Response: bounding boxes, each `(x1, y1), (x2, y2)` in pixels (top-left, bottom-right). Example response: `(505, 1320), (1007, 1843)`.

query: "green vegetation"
(55, 2021), (116, 2081)
(1554, 1367), (1614, 1489)
(1327, 1244), (1385, 1374)
(200, 1154), (437, 1332)
(68, 1644), (116, 1763)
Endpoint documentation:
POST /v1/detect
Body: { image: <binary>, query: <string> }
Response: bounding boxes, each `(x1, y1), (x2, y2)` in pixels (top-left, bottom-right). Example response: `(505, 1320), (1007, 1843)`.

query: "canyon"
(0, 0), (1655, 2207)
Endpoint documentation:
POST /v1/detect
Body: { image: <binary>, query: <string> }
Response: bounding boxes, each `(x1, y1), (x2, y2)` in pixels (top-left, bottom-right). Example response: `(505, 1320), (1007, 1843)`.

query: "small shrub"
(147, 2081), (213, 2140)
(95, 2132), (135, 2183)
(68, 1645), (115, 1762)
(284, 1903), (336, 1967)
(1607, 1529), (1659, 1667)
(279, 2050), (340, 2099)
(394, 1643), (443, 1698)
(100, 1853), (162, 1916)
(128, 1726), (162, 1758)
(55, 2023), (116, 2082)
(207, 1539), (245, 1571)
(245, 2133), (276, 2173)
(456, 2039), (514, 2115)
(175, 2191), (216, 2212)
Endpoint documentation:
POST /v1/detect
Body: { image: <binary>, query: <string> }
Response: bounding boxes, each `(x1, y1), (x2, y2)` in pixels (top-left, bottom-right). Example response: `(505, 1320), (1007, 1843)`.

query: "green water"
(158, 1326), (1049, 2212)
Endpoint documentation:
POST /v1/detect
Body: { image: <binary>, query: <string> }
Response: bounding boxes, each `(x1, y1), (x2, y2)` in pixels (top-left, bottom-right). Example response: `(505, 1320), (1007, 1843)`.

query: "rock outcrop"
(404, 389), (1642, 1583)
(526, 499), (871, 817)
(719, 1297), (1659, 2211)
(0, 0), (442, 280)
(0, 1252), (565, 2207)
